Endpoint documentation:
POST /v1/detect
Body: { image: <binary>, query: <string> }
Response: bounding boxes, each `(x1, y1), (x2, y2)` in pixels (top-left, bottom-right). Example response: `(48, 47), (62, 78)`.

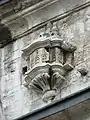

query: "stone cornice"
(10, 0), (90, 40)
(0, 0), (44, 18)
(0, 0), (90, 48)
(1, 0), (57, 24)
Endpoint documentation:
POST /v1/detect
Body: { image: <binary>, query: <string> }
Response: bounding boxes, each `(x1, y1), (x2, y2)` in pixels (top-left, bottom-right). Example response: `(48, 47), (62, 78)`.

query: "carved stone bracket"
(22, 22), (77, 102)
(24, 64), (66, 102)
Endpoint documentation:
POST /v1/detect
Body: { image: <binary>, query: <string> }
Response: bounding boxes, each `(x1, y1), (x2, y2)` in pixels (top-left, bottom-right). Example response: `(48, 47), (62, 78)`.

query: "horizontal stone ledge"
(1, 1), (90, 48)
(10, 1), (90, 40)
(25, 63), (65, 79)
(15, 87), (90, 120)
(1, 0), (56, 23)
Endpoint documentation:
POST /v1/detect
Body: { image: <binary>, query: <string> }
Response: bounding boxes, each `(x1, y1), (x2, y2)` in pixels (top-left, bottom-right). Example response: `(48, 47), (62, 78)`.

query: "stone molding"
(14, 0), (90, 40)
(1, 0), (58, 24)
(0, 0), (90, 48)
(22, 34), (76, 58)
(24, 63), (65, 82)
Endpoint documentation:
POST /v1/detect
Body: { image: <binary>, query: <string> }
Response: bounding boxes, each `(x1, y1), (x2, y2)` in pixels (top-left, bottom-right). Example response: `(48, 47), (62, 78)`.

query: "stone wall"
(0, 0), (90, 119)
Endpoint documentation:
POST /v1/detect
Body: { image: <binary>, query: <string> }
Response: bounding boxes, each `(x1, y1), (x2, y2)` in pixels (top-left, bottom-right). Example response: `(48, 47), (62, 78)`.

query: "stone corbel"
(23, 22), (77, 103)
(27, 68), (66, 103)
(23, 62), (66, 102)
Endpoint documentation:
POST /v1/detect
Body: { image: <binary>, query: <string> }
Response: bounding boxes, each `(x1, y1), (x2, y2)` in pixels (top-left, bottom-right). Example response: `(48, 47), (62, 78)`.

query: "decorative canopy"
(23, 22), (77, 103)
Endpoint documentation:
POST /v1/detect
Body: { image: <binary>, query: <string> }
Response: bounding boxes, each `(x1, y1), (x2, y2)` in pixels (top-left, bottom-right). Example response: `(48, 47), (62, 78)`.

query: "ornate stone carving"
(29, 73), (50, 93)
(22, 22), (77, 102)
(42, 48), (49, 63)
(26, 69), (65, 102)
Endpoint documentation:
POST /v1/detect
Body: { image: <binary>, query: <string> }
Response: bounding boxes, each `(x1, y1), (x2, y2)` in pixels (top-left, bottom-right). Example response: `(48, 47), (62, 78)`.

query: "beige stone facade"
(0, 0), (90, 120)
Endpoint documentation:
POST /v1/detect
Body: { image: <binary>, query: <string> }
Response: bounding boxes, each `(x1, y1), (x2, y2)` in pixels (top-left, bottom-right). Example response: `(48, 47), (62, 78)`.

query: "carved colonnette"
(22, 23), (76, 103)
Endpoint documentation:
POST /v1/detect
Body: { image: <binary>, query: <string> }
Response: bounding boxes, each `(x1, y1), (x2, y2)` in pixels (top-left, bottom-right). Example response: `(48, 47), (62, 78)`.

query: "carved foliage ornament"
(29, 69), (65, 102)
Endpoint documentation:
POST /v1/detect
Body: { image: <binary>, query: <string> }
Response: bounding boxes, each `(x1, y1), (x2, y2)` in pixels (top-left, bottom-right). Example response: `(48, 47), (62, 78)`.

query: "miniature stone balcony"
(22, 28), (76, 102)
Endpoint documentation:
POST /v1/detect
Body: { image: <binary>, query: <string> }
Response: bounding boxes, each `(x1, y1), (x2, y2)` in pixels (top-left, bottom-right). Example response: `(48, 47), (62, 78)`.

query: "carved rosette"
(22, 23), (76, 102)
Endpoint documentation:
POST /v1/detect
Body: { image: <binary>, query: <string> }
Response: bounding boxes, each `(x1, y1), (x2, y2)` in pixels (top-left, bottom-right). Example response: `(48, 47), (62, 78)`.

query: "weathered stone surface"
(78, 67), (88, 75)
(0, 0), (90, 120)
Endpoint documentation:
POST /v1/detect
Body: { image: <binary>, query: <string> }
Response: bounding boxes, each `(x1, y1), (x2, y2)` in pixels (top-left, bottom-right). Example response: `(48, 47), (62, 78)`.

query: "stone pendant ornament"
(22, 22), (77, 103)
